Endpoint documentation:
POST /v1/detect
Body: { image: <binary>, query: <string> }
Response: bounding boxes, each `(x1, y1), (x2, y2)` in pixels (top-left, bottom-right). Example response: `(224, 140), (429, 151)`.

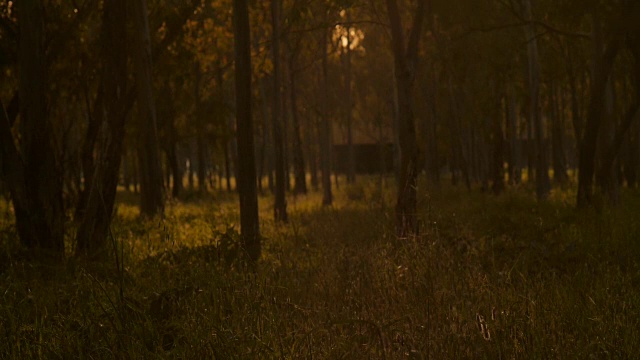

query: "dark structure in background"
(333, 144), (395, 175)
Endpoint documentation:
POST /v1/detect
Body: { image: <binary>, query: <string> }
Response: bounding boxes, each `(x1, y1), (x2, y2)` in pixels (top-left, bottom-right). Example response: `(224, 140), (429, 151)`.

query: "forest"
(1, 0), (640, 358)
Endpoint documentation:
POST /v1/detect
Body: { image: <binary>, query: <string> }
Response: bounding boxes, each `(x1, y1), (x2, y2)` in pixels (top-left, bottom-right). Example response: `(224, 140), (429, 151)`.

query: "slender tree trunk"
(567, 46), (583, 145)
(385, 0), (425, 238)
(76, 86), (103, 220)
(75, 0), (127, 257)
(577, 25), (621, 207)
(320, 27), (333, 206)
(424, 63), (439, 185)
(257, 77), (273, 193)
(345, 16), (356, 184)
(289, 54), (307, 195)
(551, 81), (568, 184)
(523, 0), (550, 199)
(492, 95), (505, 195)
(133, 0), (164, 216)
(506, 83), (521, 184)
(271, 0), (288, 221)
(188, 142), (195, 191)
(282, 61), (291, 193)
(196, 130), (207, 193)
(233, 0), (260, 261)
(308, 119), (319, 191)
(167, 124), (182, 198)
(224, 143), (232, 191)
(194, 64), (207, 193)
(625, 120), (640, 188)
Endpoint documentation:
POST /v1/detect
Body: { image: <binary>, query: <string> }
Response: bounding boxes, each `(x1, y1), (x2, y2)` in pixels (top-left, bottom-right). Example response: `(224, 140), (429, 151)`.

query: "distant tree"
(234, 0), (261, 261)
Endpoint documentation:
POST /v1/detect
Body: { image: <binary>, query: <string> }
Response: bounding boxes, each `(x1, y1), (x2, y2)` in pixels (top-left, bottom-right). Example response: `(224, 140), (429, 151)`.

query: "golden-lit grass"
(1, 178), (640, 358)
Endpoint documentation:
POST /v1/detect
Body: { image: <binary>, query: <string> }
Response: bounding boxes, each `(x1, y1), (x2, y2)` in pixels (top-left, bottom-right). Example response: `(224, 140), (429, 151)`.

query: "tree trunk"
(566, 46), (583, 145)
(193, 64), (208, 193)
(320, 27), (333, 206)
(385, 0), (425, 238)
(289, 53), (307, 195)
(271, 0), (288, 221)
(76, 86), (103, 220)
(506, 83), (521, 185)
(257, 77), (273, 194)
(576, 26), (621, 207)
(550, 81), (568, 185)
(424, 63), (439, 185)
(167, 127), (182, 198)
(233, 0), (260, 262)
(224, 143), (232, 191)
(345, 16), (356, 184)
(308, 119), (319, 191)
(523, 0), (550, 199)
(75, 0), (127, 257)
(7, 0), (64, 257)
(624, 120), (640, 188)
(133, 0), (164, 216)
(492, 96), (505, 195)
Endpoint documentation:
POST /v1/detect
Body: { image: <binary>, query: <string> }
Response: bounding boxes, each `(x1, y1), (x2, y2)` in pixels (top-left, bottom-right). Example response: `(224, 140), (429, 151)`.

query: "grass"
(1, 177), (640, 358)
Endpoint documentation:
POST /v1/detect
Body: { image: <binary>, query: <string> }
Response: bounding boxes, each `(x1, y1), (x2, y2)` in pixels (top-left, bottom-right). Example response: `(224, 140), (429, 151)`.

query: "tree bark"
(320, 26), (333, 206)
(492, 96), (505, 195)
(522, 0), (550, 200)
(75, 0), (128, 257)
(271, 0), (288, 221)
(194, 65), (207, 193)
(385, 0), (425, 238)
(233, 0), (261, 261)
(8, 0), (64, 257)
(345, 16), (356, 184)
(550, 81), (568, 185)
(288, 52), (307, 195)
(576, 34), (621, 207)
(506, 83), (521, 184)
(133, 0), (164, 217)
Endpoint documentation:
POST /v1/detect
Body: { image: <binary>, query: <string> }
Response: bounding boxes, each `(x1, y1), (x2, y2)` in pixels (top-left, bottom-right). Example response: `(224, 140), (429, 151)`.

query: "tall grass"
(1, 178), (639, 358)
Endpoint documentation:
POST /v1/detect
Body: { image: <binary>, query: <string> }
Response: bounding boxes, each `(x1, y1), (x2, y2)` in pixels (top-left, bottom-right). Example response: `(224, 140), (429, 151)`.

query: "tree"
(133, 0), (165, 217)
(234, 0), (261, 261)
(576, 2), (640, 207)
(75, 0), (128, 257)
(271, 0), (288, 222)
(385, 0), (425, 238)
(522, 0), (550, 200)
(320, 24), (333, 206)
(0, 0), (64, 258)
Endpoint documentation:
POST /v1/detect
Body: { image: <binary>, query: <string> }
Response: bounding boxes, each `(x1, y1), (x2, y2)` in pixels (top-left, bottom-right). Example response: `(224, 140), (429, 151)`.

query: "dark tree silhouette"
(234, 0), (261, 261)
(133, 0), (165, 217)
(75, 0), (128, 257)
(385, 0), (425, 238)
(272, 0), (288, 222)
(0, 0), (65, 257)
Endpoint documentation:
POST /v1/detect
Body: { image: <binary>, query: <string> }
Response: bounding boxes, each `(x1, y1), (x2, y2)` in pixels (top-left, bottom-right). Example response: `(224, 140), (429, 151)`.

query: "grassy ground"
(1, 178), (640, 359)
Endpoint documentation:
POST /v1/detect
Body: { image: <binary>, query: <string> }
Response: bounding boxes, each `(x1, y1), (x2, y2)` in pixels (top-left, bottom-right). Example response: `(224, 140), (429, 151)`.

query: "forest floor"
(1, 177), (640, 359)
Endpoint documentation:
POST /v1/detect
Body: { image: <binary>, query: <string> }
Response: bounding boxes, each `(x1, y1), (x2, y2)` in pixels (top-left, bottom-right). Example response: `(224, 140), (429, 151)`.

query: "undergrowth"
(1, 178), (639, 358)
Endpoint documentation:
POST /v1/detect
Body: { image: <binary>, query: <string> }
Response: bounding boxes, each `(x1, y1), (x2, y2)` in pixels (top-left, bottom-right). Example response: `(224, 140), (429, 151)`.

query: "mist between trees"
(1, 0), (640, 263)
